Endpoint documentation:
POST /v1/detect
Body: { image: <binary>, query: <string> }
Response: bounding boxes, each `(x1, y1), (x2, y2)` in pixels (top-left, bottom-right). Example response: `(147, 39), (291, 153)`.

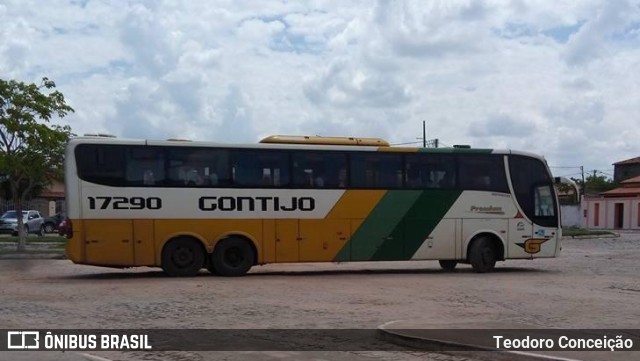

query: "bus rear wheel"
(211, 237), (255, 277)
(469, 237), (497, 273)
(161, 237), (205, 277)
(439, 260), (458, 271)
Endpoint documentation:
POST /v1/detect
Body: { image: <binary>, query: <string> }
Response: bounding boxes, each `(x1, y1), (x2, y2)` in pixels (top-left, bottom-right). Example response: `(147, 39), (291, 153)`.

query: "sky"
(1, 0), (639, 180)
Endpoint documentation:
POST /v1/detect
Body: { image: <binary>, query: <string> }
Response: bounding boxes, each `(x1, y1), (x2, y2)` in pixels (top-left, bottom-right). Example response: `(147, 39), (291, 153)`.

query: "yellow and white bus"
(61, 135), (561, 276)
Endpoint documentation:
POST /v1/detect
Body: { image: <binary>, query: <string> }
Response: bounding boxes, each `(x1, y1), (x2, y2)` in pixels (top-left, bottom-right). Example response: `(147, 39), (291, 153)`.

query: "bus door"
(84, 219), (134, 266)
(508, 155), (560, 258)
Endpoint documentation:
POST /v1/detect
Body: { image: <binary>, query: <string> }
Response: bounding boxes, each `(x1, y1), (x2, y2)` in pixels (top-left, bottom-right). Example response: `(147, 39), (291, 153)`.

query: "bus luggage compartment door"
(299, 220), (350, 262)
(84, 220), (134, 266)
(275, 219), (299, 263)
(133, 219), (155, 266)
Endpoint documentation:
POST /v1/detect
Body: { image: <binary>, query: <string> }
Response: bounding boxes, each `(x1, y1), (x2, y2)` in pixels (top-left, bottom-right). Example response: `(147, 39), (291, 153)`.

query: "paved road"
(1, 234), (638, 360)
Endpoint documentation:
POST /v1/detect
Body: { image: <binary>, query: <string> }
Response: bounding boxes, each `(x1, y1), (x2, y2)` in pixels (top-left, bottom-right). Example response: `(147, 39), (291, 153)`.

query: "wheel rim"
(172, 246), (195, 269)
(45, 224), (54, 233)
(224, 247), (245, 268)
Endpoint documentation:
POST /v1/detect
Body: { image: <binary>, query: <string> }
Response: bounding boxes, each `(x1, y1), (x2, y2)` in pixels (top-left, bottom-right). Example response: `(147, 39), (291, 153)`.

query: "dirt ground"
(1, 233), (639, 361)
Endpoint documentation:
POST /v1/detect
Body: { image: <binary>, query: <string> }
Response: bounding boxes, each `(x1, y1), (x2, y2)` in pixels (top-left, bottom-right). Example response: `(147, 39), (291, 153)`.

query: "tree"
(571, 173), (616, 196)
(0, 77), (73, 251)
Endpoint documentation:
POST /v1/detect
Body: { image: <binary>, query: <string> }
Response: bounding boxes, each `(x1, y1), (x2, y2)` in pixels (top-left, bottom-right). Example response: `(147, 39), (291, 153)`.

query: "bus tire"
(469, 237), (497, 273)
(439, 260), (458, 271)
(161, 237), (205, 277)
(211, 237), (255, 277)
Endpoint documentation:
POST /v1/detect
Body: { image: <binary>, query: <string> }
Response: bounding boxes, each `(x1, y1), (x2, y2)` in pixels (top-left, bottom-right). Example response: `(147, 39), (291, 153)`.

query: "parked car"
(0, 210), (44, 236)
(42, 212), (65, 234)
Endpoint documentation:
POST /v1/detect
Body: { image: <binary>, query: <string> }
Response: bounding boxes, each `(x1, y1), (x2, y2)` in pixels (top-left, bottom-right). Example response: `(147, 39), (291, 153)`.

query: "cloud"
(303, 60), (412, 108)
(564, 0), (639, 65)
(2, 0), (640, 175)
(468, 114), (537, 138)
(371, 0), (491, 58)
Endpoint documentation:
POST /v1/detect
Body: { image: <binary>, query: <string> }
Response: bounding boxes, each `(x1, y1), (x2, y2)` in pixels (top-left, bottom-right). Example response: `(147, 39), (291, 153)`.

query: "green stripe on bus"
(370, 190), (462, 261)
(334, 190), (422, 262)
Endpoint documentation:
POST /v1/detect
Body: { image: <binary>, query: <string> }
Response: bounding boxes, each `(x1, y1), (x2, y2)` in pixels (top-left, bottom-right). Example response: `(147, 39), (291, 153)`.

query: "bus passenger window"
(143, 169), (155, 185)
(127, 147), (165, 186)
(292, 152), (346, 188)
(230, 150), (289, 187)
(262, 169), (272, 186)
(338, 168), (347, 188)
(209, 173), (219, 185)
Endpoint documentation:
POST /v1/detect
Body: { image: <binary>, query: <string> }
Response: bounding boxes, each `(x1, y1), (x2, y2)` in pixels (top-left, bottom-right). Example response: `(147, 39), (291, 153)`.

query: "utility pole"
(422, 120), (426, 148)
(580, 165), (585, 198)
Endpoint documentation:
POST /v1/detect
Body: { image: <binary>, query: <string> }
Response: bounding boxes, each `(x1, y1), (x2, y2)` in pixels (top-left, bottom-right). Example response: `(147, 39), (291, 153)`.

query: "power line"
(390, 141), (423, 146)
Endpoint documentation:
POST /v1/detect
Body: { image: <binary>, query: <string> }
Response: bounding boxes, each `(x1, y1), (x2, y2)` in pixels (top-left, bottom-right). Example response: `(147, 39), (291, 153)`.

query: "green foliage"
(0, 77), (74, 250)
(570, 174), (616, 195)
(562, 226), (616, 237)
(0, 235), (66, 243)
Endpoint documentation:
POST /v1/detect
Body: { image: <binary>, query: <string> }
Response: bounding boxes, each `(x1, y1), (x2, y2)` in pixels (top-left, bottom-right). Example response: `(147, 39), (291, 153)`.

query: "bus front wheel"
(161, 237), (205, 277)
(439, 260), (458, 271)
(469, 237), (497, 273)
(211, 237), (255, 277)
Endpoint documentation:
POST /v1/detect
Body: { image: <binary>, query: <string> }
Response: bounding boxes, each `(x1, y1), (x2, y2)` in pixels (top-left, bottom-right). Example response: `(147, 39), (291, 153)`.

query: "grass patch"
(0, 248), (66, 259)
(563, 227), (616, 237)
(0, 235), (67, 243)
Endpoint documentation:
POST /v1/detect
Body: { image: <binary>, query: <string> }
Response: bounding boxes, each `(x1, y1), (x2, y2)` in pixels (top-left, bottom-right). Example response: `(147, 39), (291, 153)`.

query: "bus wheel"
(439, 260), (458, 271)
(469, 237), (497, 273)
(161, 237), (205, 277)
(211, 237), (255, 277)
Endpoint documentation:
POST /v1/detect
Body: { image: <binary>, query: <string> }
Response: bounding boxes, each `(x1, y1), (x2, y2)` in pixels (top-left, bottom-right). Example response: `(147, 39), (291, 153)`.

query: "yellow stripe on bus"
(67, 191), (388, 268)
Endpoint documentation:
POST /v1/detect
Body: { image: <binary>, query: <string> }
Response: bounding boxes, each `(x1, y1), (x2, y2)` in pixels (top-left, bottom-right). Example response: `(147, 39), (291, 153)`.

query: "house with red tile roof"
(582, 175), (640, 229)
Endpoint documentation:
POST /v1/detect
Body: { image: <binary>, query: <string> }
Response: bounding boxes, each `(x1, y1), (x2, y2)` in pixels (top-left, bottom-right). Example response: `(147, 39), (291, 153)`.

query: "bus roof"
(66, 136), (547, 162)
(260, 135), (390, 147)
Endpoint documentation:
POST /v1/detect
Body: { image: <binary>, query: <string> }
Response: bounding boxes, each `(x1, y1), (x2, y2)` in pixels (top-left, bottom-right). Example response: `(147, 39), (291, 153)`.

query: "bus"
(60, 135), (561, 277)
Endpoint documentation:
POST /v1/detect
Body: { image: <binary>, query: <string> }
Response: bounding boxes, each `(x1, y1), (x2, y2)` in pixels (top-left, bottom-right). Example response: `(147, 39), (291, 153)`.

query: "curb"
(79, 353), (115, 361)
(0, 252), (66, 260)
(376, 322), (583, 361)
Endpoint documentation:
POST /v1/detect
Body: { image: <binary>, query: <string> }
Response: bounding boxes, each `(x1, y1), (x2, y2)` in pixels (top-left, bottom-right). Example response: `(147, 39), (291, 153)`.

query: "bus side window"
(143, 169), (155, 185)
(231, 150), (289, 187)
(209, 173), (219, 186)
(338, 168), (347, 188)
(292, 152), (345, 188)
(127, 147), (165, 186)
(262, 169), (272, 186)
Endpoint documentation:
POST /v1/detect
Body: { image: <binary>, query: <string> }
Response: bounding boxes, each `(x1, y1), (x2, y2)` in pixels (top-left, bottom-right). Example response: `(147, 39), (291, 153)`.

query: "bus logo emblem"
(516, 238), (548, 254)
